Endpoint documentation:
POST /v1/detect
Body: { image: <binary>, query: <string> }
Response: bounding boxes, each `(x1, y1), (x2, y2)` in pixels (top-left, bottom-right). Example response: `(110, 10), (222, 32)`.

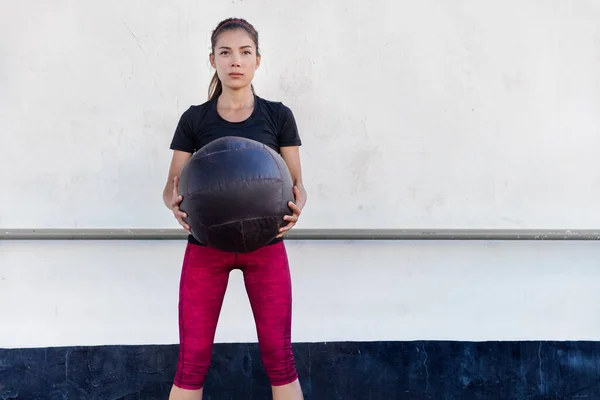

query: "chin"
(226, 80), (252, 91)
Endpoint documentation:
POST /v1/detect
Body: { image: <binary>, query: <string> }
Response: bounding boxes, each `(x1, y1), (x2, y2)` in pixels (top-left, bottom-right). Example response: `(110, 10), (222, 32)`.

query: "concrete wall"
(2, 240), (600, 349)
(2, 0), (600, 230)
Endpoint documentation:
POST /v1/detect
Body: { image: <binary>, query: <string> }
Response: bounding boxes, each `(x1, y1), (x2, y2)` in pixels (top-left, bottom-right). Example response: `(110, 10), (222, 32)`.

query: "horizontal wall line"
(1, 229), (600, 240)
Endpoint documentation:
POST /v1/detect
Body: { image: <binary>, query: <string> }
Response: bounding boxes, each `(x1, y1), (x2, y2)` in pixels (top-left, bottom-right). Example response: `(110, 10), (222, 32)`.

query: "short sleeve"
(277, 104), (302, 147)
(169, 107), (196, 153)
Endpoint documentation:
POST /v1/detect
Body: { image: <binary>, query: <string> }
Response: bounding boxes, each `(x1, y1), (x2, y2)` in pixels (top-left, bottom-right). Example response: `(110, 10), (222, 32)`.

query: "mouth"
(229, 72), (243, 77)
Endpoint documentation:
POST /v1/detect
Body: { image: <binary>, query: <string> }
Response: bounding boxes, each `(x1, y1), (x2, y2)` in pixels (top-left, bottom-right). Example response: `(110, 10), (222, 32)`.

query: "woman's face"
(210, 29), (260, 92)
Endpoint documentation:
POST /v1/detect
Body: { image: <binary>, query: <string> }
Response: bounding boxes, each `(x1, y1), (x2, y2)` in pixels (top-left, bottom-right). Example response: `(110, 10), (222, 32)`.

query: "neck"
(218, 86), (254, 109)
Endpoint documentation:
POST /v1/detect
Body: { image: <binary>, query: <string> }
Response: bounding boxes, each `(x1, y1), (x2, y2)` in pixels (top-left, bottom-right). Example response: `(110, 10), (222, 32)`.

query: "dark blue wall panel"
(1, 341), (599, 399)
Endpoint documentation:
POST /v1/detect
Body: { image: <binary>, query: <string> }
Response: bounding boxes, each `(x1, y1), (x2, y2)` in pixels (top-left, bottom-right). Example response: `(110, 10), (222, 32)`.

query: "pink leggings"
(173, 241), (298, 390)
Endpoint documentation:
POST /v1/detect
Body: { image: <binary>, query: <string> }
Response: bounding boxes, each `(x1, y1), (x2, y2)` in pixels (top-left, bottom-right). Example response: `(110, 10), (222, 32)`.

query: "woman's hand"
(170, 176), (191, 233)
(277, 185), (306, 238)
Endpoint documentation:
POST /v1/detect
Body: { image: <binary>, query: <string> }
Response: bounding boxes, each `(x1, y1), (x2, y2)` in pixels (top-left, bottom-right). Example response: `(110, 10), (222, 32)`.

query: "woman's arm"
(163, 150), (193, 232)
(277, 145), (307, 237)
(163, 150), (192, 209)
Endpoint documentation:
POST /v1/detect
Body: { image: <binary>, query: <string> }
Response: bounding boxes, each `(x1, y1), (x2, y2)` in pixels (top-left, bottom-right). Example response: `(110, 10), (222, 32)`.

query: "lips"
(229, 72), (243, 77)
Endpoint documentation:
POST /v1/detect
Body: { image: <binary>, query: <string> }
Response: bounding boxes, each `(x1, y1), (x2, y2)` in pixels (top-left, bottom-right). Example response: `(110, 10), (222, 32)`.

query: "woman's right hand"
(171, 176), (191, 233)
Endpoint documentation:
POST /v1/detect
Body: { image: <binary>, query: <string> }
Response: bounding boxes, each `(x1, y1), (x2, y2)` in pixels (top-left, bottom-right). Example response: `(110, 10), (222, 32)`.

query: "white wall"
(2, 239), (600, 349)
(1, 1), (600, 230)
(2, 1), (600, 350)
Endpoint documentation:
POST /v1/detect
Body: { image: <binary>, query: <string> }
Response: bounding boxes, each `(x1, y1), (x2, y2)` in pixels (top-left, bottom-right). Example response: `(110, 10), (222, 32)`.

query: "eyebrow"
(218, 45), (253, 50)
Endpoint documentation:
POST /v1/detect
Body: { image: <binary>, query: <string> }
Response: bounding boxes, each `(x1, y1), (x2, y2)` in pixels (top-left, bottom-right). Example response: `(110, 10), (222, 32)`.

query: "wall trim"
(1, 228), (600, 240)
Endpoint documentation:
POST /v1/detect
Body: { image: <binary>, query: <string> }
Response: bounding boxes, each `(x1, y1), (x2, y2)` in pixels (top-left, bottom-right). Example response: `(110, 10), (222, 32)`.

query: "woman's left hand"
(277, 185), (306, 238)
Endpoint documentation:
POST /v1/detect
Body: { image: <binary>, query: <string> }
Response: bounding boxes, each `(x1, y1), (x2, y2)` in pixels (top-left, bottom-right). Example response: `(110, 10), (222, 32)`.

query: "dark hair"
(208, 18), (260, 101)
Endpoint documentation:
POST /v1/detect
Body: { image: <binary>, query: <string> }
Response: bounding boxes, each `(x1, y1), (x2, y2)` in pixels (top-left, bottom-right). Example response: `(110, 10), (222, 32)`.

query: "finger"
(176, 213), (189, 223)
(171, 195), (183, 208)
(172, 176), (179, 195)
(276, 226), (292, 238)
(293, 186), (302, 201)
(279, 222), (295, 232)
(283, 215), (298, 222)
(287, 202), (302, 215)
(174, 209), (188, 222)
(178, 220), (191, 231)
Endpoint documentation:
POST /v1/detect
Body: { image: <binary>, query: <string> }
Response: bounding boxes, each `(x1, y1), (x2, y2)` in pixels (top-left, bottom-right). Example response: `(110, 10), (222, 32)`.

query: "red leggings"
(173, 241), (298, 390)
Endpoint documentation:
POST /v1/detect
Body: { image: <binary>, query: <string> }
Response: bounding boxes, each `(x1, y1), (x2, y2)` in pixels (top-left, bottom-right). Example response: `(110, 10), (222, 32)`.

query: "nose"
(230, 53), (241, 67)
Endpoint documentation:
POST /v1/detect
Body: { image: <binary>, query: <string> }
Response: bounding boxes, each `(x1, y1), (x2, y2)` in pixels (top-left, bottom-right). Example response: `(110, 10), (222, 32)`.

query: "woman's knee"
(174, 341), (214, 390)
(259, 343), (299, 386)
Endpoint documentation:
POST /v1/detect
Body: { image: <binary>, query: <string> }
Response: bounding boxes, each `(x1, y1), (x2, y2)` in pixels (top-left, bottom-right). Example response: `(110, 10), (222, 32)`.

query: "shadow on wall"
(1, 341), (600, 399)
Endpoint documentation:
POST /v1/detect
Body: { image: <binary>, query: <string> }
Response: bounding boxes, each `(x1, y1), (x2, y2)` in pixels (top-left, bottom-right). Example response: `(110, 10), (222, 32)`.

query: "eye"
(220, 50), (229, 56)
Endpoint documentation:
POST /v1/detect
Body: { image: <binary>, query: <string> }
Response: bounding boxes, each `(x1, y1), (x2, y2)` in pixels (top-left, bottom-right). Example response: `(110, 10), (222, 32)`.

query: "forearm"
(295, 181), (307, 196)
(163, 183), (174, 210)
(293, 180), (307, 209)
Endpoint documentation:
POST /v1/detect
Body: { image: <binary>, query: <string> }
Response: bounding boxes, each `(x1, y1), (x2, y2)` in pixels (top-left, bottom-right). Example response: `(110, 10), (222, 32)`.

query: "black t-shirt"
(169, 94), (302, 247)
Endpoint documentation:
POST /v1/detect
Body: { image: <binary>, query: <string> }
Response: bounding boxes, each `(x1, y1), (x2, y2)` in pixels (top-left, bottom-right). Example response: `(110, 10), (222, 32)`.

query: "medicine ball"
(178, 136), (295, 253)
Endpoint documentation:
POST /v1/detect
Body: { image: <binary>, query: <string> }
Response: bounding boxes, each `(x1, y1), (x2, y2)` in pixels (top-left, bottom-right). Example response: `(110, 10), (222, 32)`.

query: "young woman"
(162, 18), (307, 400)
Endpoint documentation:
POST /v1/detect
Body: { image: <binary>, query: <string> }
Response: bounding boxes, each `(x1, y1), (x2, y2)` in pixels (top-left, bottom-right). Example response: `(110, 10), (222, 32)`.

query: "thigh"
(179, 243), (234, 331)
(239, 242), (293, 335)
(175, 243), (234, 390)
(238, 242), (298, 385)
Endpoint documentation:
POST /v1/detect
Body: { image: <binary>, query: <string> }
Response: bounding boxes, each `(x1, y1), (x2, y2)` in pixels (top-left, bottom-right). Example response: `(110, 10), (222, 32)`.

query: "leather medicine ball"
(178, 136), (294, 253)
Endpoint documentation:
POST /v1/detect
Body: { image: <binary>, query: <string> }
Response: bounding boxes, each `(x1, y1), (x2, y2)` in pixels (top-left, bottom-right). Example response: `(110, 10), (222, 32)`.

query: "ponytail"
(208, 71), (222, 101)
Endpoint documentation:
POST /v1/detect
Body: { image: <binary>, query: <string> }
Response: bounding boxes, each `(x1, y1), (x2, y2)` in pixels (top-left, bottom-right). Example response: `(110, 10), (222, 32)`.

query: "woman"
(162, 17), (307, 400)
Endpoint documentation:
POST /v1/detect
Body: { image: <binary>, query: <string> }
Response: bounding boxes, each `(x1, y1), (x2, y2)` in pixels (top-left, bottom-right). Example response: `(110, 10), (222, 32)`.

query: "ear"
(209, 53), (216, 68)
(255, 54), (261, 69)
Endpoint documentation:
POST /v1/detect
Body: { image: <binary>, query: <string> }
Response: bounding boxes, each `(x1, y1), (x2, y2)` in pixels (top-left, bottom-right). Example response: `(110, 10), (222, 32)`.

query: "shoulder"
(256, 96), (301, 146)
(255, 96), (296, 121)
(179, 100), (214, 122)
